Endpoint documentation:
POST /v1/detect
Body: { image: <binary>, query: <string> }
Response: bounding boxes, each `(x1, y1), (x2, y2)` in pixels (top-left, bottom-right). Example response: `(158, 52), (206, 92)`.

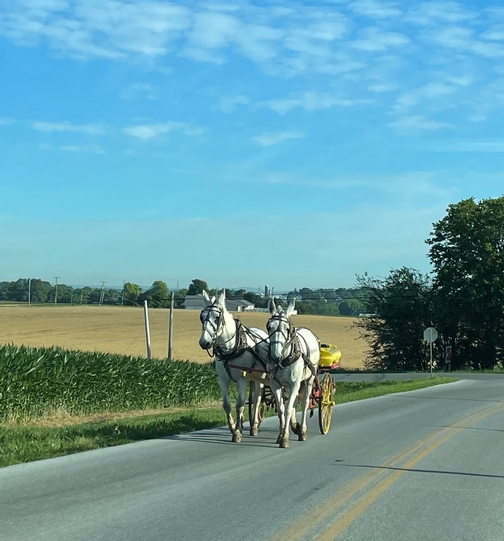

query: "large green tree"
(427, 196), (504, 369)
(123, 282), (142, 306)
(144, 281), (170, 308)
(187, 279), (209, 295)
(354, 268), (434, 371)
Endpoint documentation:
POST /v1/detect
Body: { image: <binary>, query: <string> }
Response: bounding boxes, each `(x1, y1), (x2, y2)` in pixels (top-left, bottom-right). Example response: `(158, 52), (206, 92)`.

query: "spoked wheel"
(318, 372), (336, 435)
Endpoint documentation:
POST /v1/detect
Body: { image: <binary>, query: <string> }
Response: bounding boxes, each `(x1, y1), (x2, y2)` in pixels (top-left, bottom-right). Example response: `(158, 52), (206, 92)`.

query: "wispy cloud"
(0, 117), (15, 125)
(119, 83), (158, 100)
(122, 121), (203, 140)
(427, 140), (504, 152)
(262, 92), (371, 114)
(218, 94), (250, 113)
(389, 115), (454, 132)
(352, 27), (409, 51)
(404, 2), (477, 26)
(39, 143), (106, 154)
(253, 131), (304, 146)
(349, 0), (402, 19)
(32, 121), (105, 135)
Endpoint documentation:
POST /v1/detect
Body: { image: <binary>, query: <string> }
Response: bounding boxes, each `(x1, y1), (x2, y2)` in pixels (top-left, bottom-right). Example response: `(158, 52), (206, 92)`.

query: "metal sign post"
(423, 327), (438, 376)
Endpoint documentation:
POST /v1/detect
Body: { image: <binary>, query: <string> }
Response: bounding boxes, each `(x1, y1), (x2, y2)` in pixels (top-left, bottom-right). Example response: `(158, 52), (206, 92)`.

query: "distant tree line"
(0, 277), (368, 316)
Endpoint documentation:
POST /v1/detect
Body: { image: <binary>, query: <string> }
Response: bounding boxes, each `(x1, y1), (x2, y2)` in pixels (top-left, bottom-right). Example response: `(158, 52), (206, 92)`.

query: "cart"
(242, 364), (336, 435)
(319, 343), (341, 370)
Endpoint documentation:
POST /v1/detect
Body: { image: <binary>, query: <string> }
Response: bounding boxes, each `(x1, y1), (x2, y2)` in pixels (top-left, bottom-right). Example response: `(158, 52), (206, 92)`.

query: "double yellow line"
(269, 403), (504, 541)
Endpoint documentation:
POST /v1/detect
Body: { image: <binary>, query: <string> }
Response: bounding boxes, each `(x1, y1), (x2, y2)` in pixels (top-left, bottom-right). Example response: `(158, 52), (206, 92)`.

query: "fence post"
(168, 292), (174, 360)
(143, 300), (152, 359)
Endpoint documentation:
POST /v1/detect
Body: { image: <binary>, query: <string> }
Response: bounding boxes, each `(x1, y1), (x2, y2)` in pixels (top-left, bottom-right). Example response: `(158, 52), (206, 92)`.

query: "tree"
(123, 282), (142, 306)
(174, 288), (188, 308)
(29, 279), (52, 303)
(338, 299), (363, 316)
(354, 268), (433, 371)
(188, 279), (209, 296)
(144, 281), (170, 308)
(427, 196), (504, 369)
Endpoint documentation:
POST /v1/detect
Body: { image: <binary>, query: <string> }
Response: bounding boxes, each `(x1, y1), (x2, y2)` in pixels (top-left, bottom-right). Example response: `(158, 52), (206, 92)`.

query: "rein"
(201, 305), (267, 381)
(267, 313), (317, 380)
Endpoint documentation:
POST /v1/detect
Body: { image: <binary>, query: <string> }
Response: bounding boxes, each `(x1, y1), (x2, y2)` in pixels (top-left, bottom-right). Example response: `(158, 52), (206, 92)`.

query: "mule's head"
(198, 289), (226, 350)
(266, 297), (296, 363)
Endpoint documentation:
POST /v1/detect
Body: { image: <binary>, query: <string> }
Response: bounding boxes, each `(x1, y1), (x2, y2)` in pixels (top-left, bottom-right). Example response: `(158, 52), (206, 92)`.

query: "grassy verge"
(0, 377), (458, 468)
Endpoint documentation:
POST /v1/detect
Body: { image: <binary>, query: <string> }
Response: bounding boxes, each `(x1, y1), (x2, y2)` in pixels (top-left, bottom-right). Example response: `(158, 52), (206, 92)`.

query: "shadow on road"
(166, 427), (280, 449)
(334, 463), (504, 480)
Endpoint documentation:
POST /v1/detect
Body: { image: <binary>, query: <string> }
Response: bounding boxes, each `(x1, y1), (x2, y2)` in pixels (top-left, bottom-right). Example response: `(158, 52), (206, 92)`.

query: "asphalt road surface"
(2, 374), (504, 541)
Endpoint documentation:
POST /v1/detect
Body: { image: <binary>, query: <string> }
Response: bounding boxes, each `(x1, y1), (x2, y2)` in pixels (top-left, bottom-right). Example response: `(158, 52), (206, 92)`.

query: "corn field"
(0, 344), (221, 421)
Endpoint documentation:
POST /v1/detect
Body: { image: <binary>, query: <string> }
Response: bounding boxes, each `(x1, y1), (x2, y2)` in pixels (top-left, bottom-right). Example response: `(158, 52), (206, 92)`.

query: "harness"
(268, 313), (318, 385)
(201, 305), (266, 382)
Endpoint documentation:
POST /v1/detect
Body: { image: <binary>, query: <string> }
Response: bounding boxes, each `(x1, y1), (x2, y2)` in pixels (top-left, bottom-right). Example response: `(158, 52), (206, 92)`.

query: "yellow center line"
(268, 403), (503, 541)
(316, 403), (504, 541)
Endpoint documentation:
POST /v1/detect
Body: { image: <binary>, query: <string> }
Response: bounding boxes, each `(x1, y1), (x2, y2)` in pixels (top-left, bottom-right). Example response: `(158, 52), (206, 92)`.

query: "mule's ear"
(218, 289), (226, 306)
(285, 298), (296, 318)
(202, 290), (213, 307)
(268, 297), (277, 315)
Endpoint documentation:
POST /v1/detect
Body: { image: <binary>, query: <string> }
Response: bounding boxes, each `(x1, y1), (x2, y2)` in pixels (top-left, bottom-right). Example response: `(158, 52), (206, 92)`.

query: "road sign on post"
(423, 327), (438, 377)
(423, 327), (438, 343)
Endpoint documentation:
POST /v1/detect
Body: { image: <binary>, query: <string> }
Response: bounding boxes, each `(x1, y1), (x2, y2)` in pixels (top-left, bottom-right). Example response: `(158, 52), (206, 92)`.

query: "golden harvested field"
(0, 305), (368, 369)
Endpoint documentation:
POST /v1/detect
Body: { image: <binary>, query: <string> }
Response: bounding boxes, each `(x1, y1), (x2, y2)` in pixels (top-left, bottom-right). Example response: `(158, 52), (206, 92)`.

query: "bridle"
(200, 303), (267, 379)
(200, 304), (225, 345)
(267, 312), (301, 367)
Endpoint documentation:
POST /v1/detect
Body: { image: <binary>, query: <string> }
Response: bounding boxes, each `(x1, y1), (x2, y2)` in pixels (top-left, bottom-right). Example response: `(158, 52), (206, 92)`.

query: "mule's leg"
(216, 365), (235, 437)
(281, 381), (301, 448)
(298, 376), (313, 441)
(271, 382), (285, 446)
(290, 383), (302, 435)
(232, 377), (248, 443)
(250, 382), (263, 436)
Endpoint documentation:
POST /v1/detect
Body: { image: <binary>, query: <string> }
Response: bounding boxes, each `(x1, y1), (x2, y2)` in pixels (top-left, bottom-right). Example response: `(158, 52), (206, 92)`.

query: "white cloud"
(428, 140), (504, 152)
(122, 121), (202, 140)
(389, 115), (454, 132)
(262, 92), (371, 114)
(218, 94), (250, 113)
(119, 83), (158, 100)
(405, 2), (477, 26)
(39, 143), (105, 154)
(352, 27), (409, 51)
(348, 0), (402, 19)
(32, 121), (105, 135)
(393, 81), (459, 112)
(252, 131), (304, 146)
(0, 118), (15, 125)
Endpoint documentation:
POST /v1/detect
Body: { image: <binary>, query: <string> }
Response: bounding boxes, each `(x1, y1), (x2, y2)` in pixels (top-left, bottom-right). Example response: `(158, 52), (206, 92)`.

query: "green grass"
(334, 377), (458, 404)
(0, 377), (458, 468)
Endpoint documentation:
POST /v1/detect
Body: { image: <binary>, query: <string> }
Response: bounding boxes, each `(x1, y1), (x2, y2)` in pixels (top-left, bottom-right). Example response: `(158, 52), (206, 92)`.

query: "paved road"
(2, 375), (504, 541)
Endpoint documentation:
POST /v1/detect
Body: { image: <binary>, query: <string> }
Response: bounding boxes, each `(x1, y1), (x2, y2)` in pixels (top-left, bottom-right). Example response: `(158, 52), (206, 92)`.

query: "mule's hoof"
(279, 439), (289, 449)
(232, 432), (242, 443)
(298, 433), (307, 442)
(291, 423), (301, 435)
(250, 427), (258, 437)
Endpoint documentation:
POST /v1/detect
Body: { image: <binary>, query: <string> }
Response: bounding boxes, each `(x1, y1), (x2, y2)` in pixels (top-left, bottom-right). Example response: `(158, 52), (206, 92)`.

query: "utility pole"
(28, 277), (31, 307)
(121, 280), (125, 306)
(99, 281), (106, 306)
(54, 277), (60, 304)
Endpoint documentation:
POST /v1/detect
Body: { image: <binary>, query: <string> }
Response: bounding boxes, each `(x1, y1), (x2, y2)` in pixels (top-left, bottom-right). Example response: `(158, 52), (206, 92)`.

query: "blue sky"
(1, 0), (503, 292)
